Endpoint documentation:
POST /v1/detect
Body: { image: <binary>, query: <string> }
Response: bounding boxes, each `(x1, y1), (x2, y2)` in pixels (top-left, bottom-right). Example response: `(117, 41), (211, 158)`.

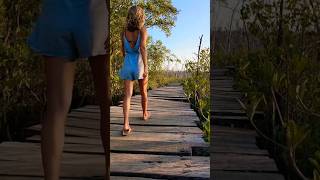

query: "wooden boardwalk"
(211, 68), (285, 180)
(0, 84), (209, 179)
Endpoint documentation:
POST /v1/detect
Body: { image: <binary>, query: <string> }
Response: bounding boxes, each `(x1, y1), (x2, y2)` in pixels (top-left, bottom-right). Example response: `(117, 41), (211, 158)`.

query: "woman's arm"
(140, 27), (148, 77)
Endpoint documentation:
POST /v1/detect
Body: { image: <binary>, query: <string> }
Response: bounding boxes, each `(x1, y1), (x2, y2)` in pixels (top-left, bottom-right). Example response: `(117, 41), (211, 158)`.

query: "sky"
(148, 0), (210, 71)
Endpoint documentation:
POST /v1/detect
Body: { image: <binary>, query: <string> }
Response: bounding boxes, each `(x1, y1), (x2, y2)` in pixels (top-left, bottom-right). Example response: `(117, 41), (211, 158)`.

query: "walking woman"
(27, 0), (110, 179)
(119, 6), (151, 136)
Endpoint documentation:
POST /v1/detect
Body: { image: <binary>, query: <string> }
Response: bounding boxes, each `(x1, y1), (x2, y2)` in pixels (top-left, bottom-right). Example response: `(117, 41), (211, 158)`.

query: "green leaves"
(183, 48), (210, 142)
(219, 0), (320, 178)
(139, 0), (178, 36)
(310, 151), (320, 180)
(286, 120), (310, 149)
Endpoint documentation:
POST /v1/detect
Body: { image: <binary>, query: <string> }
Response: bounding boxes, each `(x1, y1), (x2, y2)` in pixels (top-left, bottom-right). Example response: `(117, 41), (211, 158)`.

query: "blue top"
(119, 32), (144, 80)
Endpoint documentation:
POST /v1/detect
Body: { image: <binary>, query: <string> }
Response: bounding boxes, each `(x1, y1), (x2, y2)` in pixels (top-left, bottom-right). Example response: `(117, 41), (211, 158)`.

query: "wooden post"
(195, 35), (203, 103)
(197, 35), (203, 77)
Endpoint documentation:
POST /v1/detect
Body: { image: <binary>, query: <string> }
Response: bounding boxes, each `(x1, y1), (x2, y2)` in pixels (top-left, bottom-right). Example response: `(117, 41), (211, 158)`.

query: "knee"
(141, 89), (147, 97)
(141, 92), (148, 101)
(47, 97), (71, 113)
(48, 108), (69, 120)
(125, 91), (132, 99)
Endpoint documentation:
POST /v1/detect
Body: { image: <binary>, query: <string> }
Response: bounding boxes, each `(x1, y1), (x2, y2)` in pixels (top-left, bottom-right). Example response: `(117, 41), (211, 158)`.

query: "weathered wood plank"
(26, 123), (203, 135)
(66, 114), (199, 127)
(211, 153), (278, 172)
(212, 171), (285, 180)
(110, 153), (210, 179)
(0, 177), (151, 180)
(0, 143), (209, 179)
(71, 110), (198, 119)
(0, 141), (191, 156)
(74, 107), (196, 115)
(26, 130), (205, 145)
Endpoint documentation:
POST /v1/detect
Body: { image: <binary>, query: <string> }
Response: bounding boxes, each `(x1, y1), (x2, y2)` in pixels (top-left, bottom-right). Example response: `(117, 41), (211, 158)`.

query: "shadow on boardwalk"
(211, 68), (285, 180)
(0, 83), (209, 180)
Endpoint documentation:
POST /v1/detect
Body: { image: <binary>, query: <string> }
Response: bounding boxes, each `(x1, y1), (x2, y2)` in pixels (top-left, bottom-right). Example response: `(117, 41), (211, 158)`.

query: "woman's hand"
(143, 66), (148, 79)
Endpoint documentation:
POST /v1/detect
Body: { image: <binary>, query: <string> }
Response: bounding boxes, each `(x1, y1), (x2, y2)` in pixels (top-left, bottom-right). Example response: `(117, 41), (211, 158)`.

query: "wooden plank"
(211, 153), (279, 172)
(0, 143), (209, 179)
(26, 116), (196, 131)
(211, 144), (268, 155)
(116, 106), (193, 112)
(0, 176), (111, 180)
(0, 141), (191, 156)
(69, 111), (199, 121)
(0, 176), (138, 180)
(111, 177), (162, 180)
(213, 126), (256, 135)
(0, 175), (159, 180)
(109, 124), (203, 134)
(26, 123), (203, 135)
(110, 153), (210, 179)
(75, 107), (196, 115)
(211, 109), (264, 117)
(110, 140), (192, 155)
(212, 171), (285, 180)
(213, 115), (249, 122)
(66, 114), (198, 127)
(26, 130), (205, 145)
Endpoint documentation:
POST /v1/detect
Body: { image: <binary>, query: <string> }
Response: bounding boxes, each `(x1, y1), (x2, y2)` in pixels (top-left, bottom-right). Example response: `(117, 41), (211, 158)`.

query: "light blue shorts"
(28, 0), (108, 60)
(119, 53), (144, 81)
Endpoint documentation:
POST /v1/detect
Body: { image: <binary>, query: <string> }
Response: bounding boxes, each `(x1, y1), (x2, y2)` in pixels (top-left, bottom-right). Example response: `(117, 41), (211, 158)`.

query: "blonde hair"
(126, 6), (145, 32)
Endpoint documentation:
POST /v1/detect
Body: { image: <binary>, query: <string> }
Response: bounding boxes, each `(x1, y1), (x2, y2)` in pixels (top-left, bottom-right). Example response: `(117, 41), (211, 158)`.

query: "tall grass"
(183, 48), (210, 142)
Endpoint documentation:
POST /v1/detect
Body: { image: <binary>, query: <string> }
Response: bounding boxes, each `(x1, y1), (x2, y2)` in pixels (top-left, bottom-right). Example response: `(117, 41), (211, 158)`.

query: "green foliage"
(183, 48), (210, 142)
(215, 0), (320, 179)
(287, 120), (310, 150)
(0, 0), (45, 141)
(310, 151), (320, 180)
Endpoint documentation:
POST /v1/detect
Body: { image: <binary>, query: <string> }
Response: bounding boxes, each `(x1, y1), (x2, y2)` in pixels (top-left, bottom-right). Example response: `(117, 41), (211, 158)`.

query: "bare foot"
(143, 111), (151, 121)
(122, 126), (133, 136)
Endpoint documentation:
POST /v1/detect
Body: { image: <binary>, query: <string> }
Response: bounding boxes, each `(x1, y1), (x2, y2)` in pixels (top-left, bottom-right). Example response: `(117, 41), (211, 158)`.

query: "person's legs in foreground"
(123, 80), (134, 131)
(42, 57), (76, 180)
(89, 55), (110, 179)
(139, 77), (150, 120)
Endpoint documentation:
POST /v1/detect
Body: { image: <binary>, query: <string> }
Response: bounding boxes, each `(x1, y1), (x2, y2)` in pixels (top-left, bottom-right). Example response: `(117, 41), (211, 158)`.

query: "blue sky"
(148, 0), (210, 71)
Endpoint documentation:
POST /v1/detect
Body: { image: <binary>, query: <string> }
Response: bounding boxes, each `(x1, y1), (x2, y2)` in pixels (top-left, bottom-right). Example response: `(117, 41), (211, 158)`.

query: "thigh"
(45, 57), (76, 110)
(124, 80), (134, 96)
(138, 78), (148, 93)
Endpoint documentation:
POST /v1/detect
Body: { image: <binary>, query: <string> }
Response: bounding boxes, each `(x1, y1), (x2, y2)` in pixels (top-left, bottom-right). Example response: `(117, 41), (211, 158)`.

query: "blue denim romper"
(119, 32), (144, 80)
(28, 0), (108, 60)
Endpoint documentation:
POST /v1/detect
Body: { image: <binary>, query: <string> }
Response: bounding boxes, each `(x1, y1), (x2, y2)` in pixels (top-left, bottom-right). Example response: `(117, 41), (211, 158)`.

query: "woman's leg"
(88, 55), (110, 178)
(42, 57), (76, 180)
(138, 78), (150, 120)
(123, 80), (134, 130)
